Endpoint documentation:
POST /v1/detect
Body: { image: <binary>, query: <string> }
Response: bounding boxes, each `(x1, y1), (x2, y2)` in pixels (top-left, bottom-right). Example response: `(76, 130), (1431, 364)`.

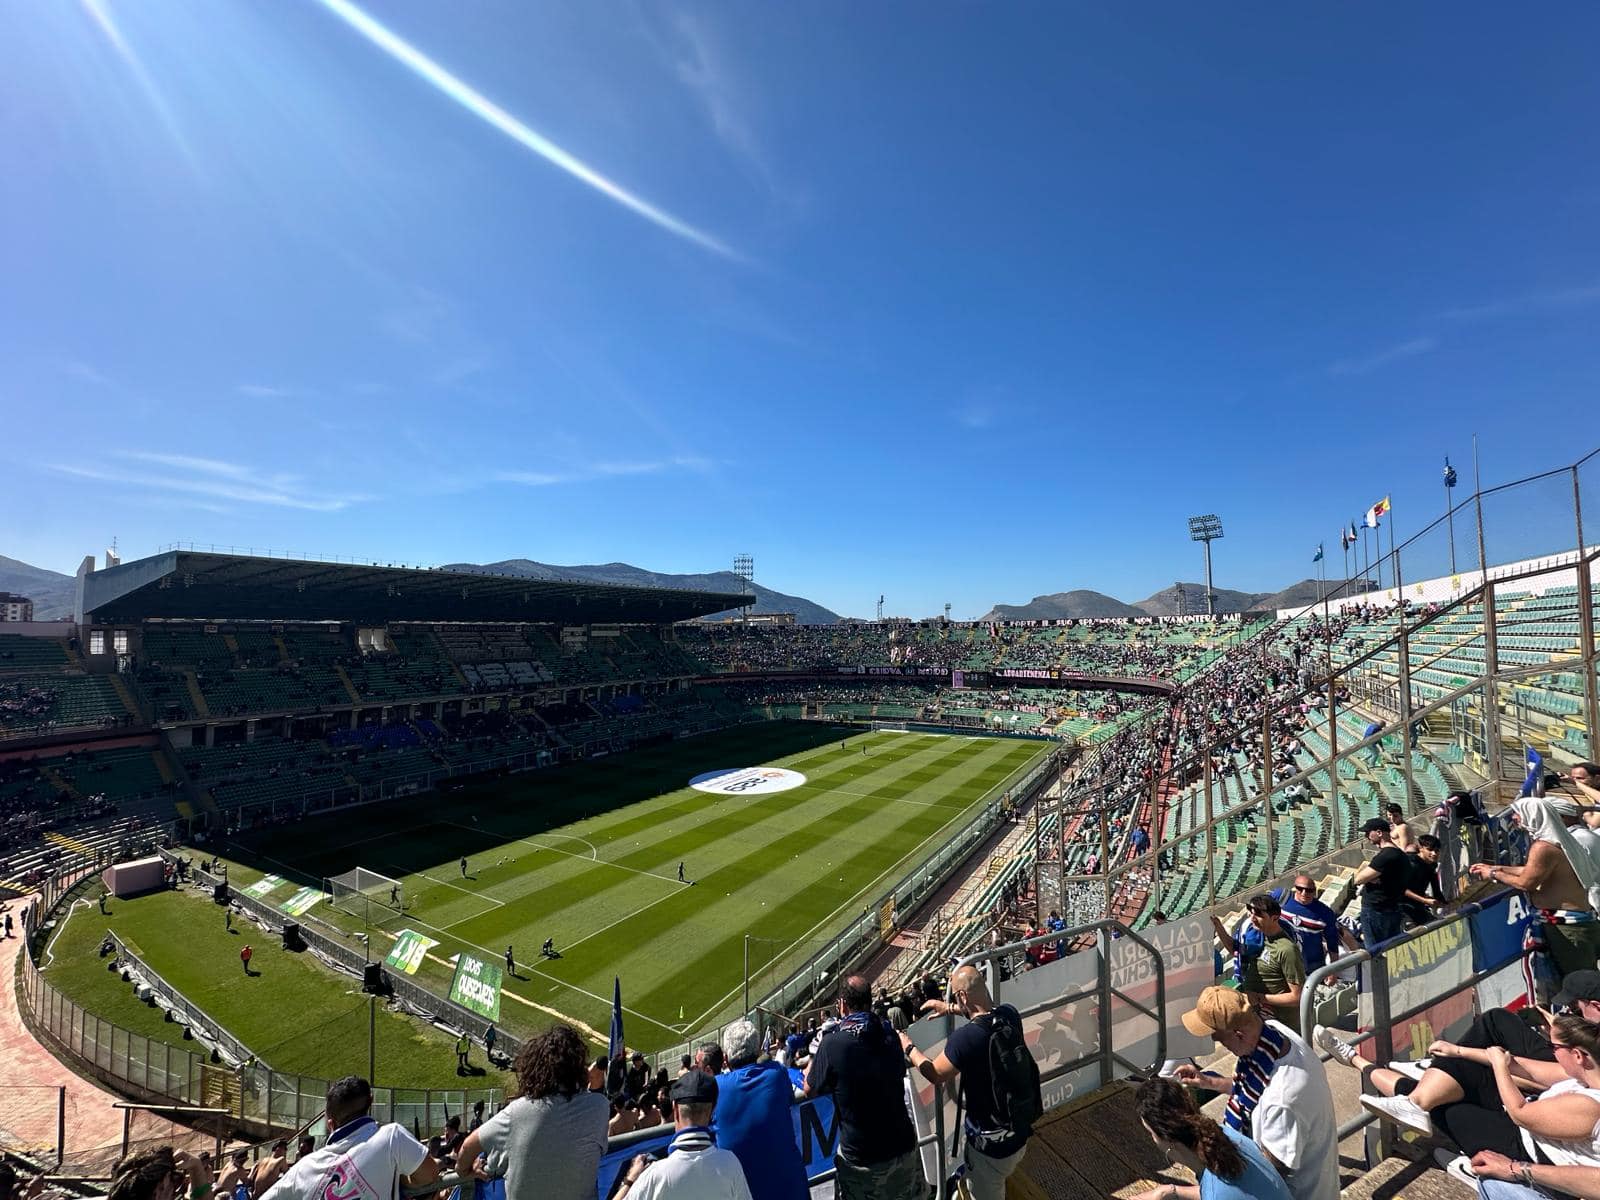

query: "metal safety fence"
(17, 850), (504, 1141)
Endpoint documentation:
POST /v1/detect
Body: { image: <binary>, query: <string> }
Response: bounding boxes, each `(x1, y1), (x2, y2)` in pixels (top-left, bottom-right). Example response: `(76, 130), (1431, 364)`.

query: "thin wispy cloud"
(954, 403), (995, 430)
(310, 0), (739, 260)
(236, 383), (297, 398)
(80, 0), (202, 177)
(1437, 281), (1600, 322)
(494, 457), (711, 488)
(49, 451), (372, 512)
(64, 361), (113, 386)
(663, 12), (781, 200)
(1327, 336), (1438, 377)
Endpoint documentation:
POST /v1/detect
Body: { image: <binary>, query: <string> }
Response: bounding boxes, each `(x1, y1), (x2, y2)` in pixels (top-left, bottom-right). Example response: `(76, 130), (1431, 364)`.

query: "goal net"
(870, 720), (908, 733)
(326, 867), (405, 924)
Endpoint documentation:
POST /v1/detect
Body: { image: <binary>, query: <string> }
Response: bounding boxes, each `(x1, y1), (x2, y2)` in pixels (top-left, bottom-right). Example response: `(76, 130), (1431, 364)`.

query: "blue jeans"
(1360, 905), (1405, 949)
(1477, 1179), (1548, 1200)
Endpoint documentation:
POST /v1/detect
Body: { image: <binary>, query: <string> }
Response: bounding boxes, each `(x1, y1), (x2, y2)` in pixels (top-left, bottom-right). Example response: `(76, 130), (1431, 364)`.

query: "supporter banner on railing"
(1359, 915), (1473, 1028)
(385, 930), (438, 976)
(243, 874), (284, 898)
(1469, 890), (1536, 1012)
(595, 1071), (837, 1194)
(449, 953), (502, 1021)
(1110, 916), (1212, 1063)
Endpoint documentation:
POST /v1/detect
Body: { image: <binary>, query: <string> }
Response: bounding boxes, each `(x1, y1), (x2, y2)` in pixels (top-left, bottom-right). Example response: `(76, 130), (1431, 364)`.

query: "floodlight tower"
(1187, 514), (1224, 616)
(733, 554), (754, 622)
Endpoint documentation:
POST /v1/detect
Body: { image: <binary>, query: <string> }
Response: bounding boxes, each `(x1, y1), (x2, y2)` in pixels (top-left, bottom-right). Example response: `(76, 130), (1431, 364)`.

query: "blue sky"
(2, 2), (1597, 618)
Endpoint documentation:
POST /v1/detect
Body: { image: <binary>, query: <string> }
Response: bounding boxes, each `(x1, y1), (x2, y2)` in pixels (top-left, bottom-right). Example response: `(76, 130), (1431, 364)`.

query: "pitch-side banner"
(243, 874), (284, 898)
(281, 886), (323, 917)
(385, 930), (438, 976)
(449, 953), (503, 1021)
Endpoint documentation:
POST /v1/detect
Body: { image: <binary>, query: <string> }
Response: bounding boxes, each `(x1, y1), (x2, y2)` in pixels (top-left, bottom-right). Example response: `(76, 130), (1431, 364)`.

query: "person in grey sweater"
(456, 1025), (609, 1200)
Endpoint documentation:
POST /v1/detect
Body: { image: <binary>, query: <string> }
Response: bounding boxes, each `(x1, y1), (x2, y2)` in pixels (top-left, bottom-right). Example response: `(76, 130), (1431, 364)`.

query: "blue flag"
(1312, 544), (1323, 563)
(609, 976), (625, 1061)
(1520, 745), (1544, 798)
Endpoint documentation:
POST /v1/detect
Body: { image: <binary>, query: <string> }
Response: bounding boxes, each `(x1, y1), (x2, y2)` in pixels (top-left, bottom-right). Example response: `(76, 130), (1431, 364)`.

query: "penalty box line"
(442, 822), (683, 887)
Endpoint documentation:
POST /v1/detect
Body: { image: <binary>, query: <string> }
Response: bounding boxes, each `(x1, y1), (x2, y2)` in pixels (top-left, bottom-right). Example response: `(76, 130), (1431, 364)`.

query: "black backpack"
(983, 1004), (1042, 1138)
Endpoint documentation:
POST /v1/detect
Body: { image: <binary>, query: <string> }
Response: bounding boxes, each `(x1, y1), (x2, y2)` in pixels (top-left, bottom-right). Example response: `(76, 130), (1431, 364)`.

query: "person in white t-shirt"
(1175, 987), (1338, 1200)
(261, 1077), (438, 1200)
(614, 1071), (753, 1200)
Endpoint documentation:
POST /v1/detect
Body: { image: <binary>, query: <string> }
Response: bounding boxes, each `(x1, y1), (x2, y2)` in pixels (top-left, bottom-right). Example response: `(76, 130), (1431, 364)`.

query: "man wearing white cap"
(1173, 986), (1337, 1200)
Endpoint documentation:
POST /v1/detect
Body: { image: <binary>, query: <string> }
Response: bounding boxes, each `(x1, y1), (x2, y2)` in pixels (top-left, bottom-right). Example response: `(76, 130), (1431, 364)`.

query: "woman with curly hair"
(456, 1024), (609, 1200)
(1130, 1077), (1293, 1200)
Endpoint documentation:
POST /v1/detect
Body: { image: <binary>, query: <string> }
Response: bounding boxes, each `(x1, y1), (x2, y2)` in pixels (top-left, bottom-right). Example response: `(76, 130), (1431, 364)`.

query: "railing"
(1043, 445), (1600, 928)
(103, 931), (259, 1068)
(17, 848), (504, 1139)
(1298, 885), (1530, 1162)
(156, 851), (519, 1059)
(460, 916), (1175, 1200)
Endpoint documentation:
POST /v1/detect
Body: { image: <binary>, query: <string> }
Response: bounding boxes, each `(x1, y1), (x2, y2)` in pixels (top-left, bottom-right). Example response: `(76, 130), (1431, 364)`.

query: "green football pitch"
(188, 722), (1047, 1056)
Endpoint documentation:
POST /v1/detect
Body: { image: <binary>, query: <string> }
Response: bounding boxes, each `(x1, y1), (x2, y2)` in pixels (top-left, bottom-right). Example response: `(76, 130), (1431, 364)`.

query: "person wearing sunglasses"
(1279, 878), (1358, 976)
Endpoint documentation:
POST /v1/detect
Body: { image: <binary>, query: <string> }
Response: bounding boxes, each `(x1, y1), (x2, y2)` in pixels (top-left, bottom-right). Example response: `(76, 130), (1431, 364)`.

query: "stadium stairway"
(107, 674), (144, 724)
(181, 671), (211, 720)
(334, 665), (362, 705)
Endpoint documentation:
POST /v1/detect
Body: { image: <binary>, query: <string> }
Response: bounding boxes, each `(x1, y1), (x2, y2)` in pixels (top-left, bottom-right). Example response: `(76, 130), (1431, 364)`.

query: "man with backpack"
(900, 965), (1041, 1200)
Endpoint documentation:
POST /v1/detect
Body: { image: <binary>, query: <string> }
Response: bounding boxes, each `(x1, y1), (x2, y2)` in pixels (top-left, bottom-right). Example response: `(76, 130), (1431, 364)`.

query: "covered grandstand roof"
(79, 551), (747, 625)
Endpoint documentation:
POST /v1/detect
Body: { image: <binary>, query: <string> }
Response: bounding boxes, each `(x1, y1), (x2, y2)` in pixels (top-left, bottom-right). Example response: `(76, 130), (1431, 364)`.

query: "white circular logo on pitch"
(690, 767), (807, 796)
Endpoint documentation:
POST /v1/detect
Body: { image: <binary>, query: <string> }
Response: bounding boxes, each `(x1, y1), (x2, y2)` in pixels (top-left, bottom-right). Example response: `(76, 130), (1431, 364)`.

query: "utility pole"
(1188, 515), (1225, 616)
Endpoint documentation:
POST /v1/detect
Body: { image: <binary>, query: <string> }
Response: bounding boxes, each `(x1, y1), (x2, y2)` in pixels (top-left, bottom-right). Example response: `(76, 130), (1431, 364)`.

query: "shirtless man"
(215, 1150), (249, 1198)
(249, 1141), (290, 1195)
(1471, 796), (1600, 979)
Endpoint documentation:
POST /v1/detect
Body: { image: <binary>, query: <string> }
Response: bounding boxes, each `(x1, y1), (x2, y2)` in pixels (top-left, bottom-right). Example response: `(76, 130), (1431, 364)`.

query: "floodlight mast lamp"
(1187, 514), (1224, 617)
(732, 554), (754, 622)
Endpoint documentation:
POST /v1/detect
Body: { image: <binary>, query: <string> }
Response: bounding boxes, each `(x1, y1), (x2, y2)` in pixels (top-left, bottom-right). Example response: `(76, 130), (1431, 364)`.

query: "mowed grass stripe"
(502, 733), (941, 857)
(448, 736), (990, 945)
(197, 725), (1049, 1050)
(627, 738), (1041, 1018)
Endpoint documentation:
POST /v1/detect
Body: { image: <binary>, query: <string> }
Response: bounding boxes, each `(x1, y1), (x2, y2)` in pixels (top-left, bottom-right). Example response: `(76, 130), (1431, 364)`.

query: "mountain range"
(0, 556), (78, 621)
(0, 551), (1353, 626)
(979, 578), (1364, 621)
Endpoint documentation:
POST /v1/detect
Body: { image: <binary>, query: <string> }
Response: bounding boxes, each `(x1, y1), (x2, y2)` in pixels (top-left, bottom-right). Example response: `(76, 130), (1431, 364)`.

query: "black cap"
(1556, 970), (1600, 1007)
(670, 1070), (719, 1106)
(631, 1051), (645, 1062)
(1360, 817), (1391, 834)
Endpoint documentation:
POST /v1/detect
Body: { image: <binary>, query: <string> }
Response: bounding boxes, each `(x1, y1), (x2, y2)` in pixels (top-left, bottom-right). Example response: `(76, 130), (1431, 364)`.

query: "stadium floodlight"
(733, 554), (754, 622)
(1187, 514), (1224, 617)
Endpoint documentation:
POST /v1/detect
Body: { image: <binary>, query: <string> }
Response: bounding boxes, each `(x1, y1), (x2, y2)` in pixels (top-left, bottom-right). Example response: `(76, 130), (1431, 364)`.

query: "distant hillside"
(1252, 577), (1374, 612)
(1133, 582), (1265, 617)
(0, 555), (75, 620)
(980, 590), (1145, 621)
(448, 559), (841, 625)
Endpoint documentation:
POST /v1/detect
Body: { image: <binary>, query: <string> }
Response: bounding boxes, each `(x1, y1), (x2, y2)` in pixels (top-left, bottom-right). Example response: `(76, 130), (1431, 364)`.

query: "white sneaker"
(1388, 1058), (1431, 1081)
(1439, 1152), (1477, 1187)
(1360, 1092), (1435, 1136)
(1314, 1024), (1360, 1068)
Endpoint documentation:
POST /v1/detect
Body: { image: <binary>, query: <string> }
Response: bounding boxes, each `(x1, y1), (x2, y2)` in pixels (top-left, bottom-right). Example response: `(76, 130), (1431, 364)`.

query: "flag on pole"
(1444, 459), (1457, 489)
(1312, 544), (1323, 563)
(608, 976), (625, 1061)
(1364, 496), (1391, 528)
(1349, 520), (1359, 544)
